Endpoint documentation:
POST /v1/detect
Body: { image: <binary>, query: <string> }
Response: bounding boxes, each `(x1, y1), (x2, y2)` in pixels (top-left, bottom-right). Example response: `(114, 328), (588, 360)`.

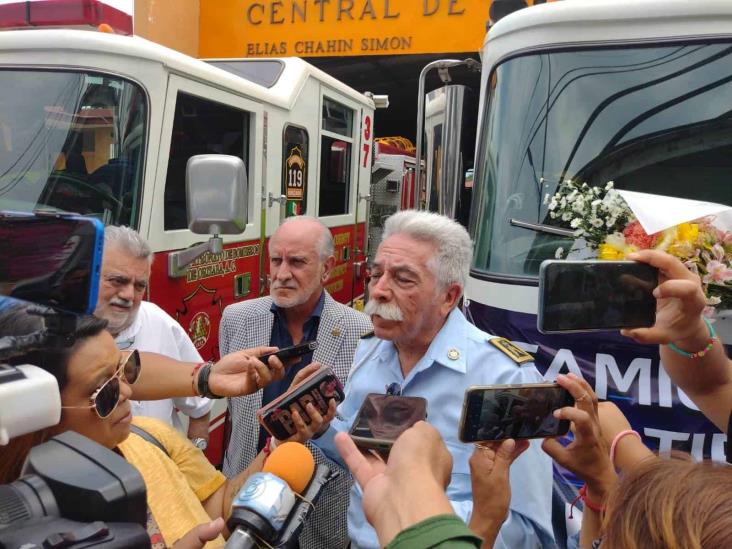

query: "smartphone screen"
(539, 260), (658, 333)
(460, 384), (574, 442)
(0, 213), (104, 314)
(349, 394), (427, 445)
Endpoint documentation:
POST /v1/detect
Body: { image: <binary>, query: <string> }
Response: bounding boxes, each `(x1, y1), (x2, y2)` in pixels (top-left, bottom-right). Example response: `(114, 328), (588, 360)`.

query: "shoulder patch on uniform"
(361, 330), (375, 339)
(489, 337), (534, 364)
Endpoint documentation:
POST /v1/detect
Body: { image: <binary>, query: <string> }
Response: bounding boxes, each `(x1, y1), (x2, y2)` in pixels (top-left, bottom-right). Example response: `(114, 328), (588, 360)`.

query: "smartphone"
(538, 260), (658, 333)
(0, 212), (104, 314)
(349, 394), (428, 455)
(257, 365), (344, 440)
(259, 341), (319, 365)
(459, 383), (574, 442)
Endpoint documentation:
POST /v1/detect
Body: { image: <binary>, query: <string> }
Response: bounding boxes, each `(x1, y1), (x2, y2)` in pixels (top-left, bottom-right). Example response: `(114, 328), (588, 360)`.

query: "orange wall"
(200, 0), (489, 58)
(134, 0), (200, 57)
(199, 0), (553, 59)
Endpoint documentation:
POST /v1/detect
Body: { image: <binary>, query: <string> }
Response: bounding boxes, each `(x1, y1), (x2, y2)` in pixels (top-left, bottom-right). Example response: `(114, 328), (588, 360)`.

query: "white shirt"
(115, 301), (212, 432)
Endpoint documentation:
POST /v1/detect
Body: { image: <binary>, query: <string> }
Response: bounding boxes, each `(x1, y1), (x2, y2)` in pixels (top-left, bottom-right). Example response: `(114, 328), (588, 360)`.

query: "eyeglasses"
(62, 349), (141, 418)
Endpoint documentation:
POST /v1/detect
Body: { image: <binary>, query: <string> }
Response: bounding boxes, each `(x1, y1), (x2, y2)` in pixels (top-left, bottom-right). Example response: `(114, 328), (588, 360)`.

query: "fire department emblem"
(188, 312), (211, 349)
(176, 284), (223, 352)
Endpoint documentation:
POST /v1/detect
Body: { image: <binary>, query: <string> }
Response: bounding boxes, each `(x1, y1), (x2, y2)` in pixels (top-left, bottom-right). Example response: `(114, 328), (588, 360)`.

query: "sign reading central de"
(200, 0), (492, 58)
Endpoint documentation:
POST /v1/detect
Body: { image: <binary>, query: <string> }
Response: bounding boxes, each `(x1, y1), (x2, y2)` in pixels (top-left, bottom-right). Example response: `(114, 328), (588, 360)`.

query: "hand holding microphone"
(225, 441), (332, 549)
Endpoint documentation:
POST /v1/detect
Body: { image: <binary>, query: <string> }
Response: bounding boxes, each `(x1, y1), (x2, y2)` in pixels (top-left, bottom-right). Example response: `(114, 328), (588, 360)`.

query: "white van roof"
(484, 0), (732, 69)
(0, 29), (374, 110)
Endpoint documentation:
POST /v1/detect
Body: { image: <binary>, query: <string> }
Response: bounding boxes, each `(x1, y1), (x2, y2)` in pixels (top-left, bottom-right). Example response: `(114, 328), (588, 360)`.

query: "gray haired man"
(220, 215), (372, 549)
(94, 225), (212, 447)
(313, 210), (554, 548)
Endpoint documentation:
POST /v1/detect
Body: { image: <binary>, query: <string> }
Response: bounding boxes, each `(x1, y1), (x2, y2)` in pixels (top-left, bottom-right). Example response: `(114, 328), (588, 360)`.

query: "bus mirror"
(186, 154), (248, 234)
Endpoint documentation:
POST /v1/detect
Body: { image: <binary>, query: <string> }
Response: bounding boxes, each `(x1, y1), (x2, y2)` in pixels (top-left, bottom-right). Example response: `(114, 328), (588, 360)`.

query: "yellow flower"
(667, 223), (699, 258)
(677, 223), (699, 243)
(599, 242), (625, 260)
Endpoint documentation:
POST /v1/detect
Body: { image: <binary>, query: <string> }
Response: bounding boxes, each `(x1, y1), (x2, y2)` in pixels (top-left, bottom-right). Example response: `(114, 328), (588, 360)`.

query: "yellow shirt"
(118, 417), (226, 548)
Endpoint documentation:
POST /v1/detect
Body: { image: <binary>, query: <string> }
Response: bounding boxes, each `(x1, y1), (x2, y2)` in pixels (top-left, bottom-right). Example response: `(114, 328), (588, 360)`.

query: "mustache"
(364, 300), (404, 321)
(110, 297), (133, 308)
(271, 281), (298, 290)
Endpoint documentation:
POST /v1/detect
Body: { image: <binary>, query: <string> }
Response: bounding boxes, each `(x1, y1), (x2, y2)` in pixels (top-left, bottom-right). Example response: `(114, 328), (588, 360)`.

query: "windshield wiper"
(509, 218), (575, 237)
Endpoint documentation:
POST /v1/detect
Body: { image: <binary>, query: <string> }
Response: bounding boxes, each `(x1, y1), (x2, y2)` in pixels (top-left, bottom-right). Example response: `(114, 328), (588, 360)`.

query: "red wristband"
(569, 484), (605, 518)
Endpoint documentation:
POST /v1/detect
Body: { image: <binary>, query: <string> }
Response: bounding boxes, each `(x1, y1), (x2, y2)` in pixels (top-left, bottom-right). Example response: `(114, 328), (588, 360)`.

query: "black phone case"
(460, 384), (574, 442)
(256, 365), (344, 440)
(259, 341), (318, 364)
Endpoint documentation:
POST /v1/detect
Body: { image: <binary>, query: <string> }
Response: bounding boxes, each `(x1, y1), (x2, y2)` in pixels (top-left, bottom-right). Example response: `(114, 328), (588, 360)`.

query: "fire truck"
(0, 20), (376, 461)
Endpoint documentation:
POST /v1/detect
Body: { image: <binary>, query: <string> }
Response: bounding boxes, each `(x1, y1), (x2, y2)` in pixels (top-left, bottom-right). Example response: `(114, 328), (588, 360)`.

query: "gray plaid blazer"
(220, 292), (372, 549)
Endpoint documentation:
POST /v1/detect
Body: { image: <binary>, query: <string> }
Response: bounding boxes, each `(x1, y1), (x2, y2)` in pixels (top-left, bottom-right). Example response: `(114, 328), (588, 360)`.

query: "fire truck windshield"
(0, 70), (147, 226)
(470, 42), (732, 280)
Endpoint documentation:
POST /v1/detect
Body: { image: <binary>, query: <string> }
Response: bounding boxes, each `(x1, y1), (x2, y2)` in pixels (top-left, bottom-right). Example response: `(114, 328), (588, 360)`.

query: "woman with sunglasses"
(0, 302), (333, 548)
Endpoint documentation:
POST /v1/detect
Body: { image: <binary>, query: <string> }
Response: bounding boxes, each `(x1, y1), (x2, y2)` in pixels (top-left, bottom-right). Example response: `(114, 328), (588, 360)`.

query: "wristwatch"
(190, 437), (208, 451)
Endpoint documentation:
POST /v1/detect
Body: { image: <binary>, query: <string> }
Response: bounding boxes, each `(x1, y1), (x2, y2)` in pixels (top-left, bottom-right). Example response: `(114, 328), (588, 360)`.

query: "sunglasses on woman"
(62, 349), (141, 418)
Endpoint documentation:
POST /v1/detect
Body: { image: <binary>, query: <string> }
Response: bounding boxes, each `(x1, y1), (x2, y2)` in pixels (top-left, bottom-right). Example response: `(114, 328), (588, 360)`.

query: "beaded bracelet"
(667, 317), (718, 359)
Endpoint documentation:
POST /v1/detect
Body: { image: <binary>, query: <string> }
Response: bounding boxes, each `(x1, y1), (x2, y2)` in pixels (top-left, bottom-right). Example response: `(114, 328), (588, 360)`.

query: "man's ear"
(440, 283), (462, 316)
(321, 255), (337, 282)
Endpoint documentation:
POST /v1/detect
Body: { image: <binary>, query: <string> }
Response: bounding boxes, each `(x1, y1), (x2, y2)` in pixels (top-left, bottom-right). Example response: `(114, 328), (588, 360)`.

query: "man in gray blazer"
(220, 216), (372, 549)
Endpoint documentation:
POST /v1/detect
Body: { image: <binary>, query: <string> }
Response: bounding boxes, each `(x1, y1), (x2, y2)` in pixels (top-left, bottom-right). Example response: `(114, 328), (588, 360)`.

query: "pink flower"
(623, 220), (658, 249)
(703, 260), (732, 284)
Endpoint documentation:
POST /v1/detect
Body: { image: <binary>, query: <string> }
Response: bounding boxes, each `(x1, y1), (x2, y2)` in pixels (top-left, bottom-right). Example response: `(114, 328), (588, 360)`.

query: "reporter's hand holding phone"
(334, 421), (454, 547)
(622, 249), (708, 345)
(468, 439), (529, 546)
(276, 362), (338, 443)
(541, 374), (616, 501)
(209, 346), (288, 397)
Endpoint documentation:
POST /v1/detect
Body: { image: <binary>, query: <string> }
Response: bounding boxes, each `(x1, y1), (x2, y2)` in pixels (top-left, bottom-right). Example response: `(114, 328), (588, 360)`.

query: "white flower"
(548, 199), (558, 211)
(562, 212), (573, 221)
(605, 181), (614, 190)
(570, 218), (582, 229)
(555, 247), (564, 259)
(591, 217), (603, 228)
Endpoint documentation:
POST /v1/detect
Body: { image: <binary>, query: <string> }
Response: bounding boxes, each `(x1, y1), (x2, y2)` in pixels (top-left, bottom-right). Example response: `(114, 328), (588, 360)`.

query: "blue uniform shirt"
(315, 307), (555, 549)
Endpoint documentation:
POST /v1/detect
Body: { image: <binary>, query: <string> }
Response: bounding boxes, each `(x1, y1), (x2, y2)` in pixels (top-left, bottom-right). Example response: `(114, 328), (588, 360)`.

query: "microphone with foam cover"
(262, 441), (315, 494)
(225, 442), (315, 549)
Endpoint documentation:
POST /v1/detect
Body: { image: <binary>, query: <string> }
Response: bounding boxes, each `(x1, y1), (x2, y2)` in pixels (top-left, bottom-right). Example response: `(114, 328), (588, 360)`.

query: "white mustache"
(364, 300), (404, 321)
(110, 297), (132, 309)
(271, 282), (298, 290)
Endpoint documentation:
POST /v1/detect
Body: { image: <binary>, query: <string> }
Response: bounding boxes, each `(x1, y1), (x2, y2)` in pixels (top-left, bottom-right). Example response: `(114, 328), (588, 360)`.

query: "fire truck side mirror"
(186, 154), (248, 235)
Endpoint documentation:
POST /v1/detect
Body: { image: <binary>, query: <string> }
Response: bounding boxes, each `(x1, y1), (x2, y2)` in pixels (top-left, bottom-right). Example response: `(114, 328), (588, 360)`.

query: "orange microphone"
(262, 441), (315, 494)
(226, 442), (317, 548)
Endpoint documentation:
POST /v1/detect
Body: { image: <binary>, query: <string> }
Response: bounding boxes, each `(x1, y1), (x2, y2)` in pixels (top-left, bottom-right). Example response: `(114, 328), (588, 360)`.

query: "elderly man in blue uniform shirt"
(314, 210), (554, 549)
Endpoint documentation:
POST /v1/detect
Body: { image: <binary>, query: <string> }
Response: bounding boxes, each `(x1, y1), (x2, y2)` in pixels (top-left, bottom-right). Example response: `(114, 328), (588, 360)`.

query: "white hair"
(104, 225), (153, 264)
(381, 210), (473, 289)
(273, 215), (334, 260)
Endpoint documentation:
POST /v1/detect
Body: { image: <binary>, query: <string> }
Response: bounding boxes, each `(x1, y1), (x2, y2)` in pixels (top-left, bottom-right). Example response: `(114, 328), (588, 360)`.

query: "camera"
(0, 212), (150, 548)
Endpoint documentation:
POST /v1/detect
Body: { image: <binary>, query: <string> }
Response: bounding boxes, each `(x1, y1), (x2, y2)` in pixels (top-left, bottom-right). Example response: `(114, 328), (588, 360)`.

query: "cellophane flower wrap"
(545, 181), (732, 314)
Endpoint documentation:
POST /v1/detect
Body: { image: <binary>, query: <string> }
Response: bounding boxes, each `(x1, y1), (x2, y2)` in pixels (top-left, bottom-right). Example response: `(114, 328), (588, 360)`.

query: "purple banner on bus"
(466, 301), (728, 462)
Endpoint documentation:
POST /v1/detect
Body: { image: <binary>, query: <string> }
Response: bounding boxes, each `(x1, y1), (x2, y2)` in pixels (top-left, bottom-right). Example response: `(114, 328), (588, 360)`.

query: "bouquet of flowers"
(545, 181), (732, 313)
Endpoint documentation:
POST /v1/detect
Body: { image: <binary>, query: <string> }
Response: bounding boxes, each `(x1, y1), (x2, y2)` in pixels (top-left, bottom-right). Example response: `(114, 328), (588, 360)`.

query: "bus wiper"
(509, 218), (575, 237)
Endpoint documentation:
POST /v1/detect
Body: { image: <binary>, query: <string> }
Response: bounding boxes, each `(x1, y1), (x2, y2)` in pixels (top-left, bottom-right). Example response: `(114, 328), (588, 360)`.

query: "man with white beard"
(313, 210), (554, 549)
(219, 215), (372, 549)
(94, 226), (212, 447)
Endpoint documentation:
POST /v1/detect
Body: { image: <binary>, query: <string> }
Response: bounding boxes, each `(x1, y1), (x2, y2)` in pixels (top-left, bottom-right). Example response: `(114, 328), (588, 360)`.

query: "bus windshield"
(471, 42), (732, 279)
(0, 70), (146, 226)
